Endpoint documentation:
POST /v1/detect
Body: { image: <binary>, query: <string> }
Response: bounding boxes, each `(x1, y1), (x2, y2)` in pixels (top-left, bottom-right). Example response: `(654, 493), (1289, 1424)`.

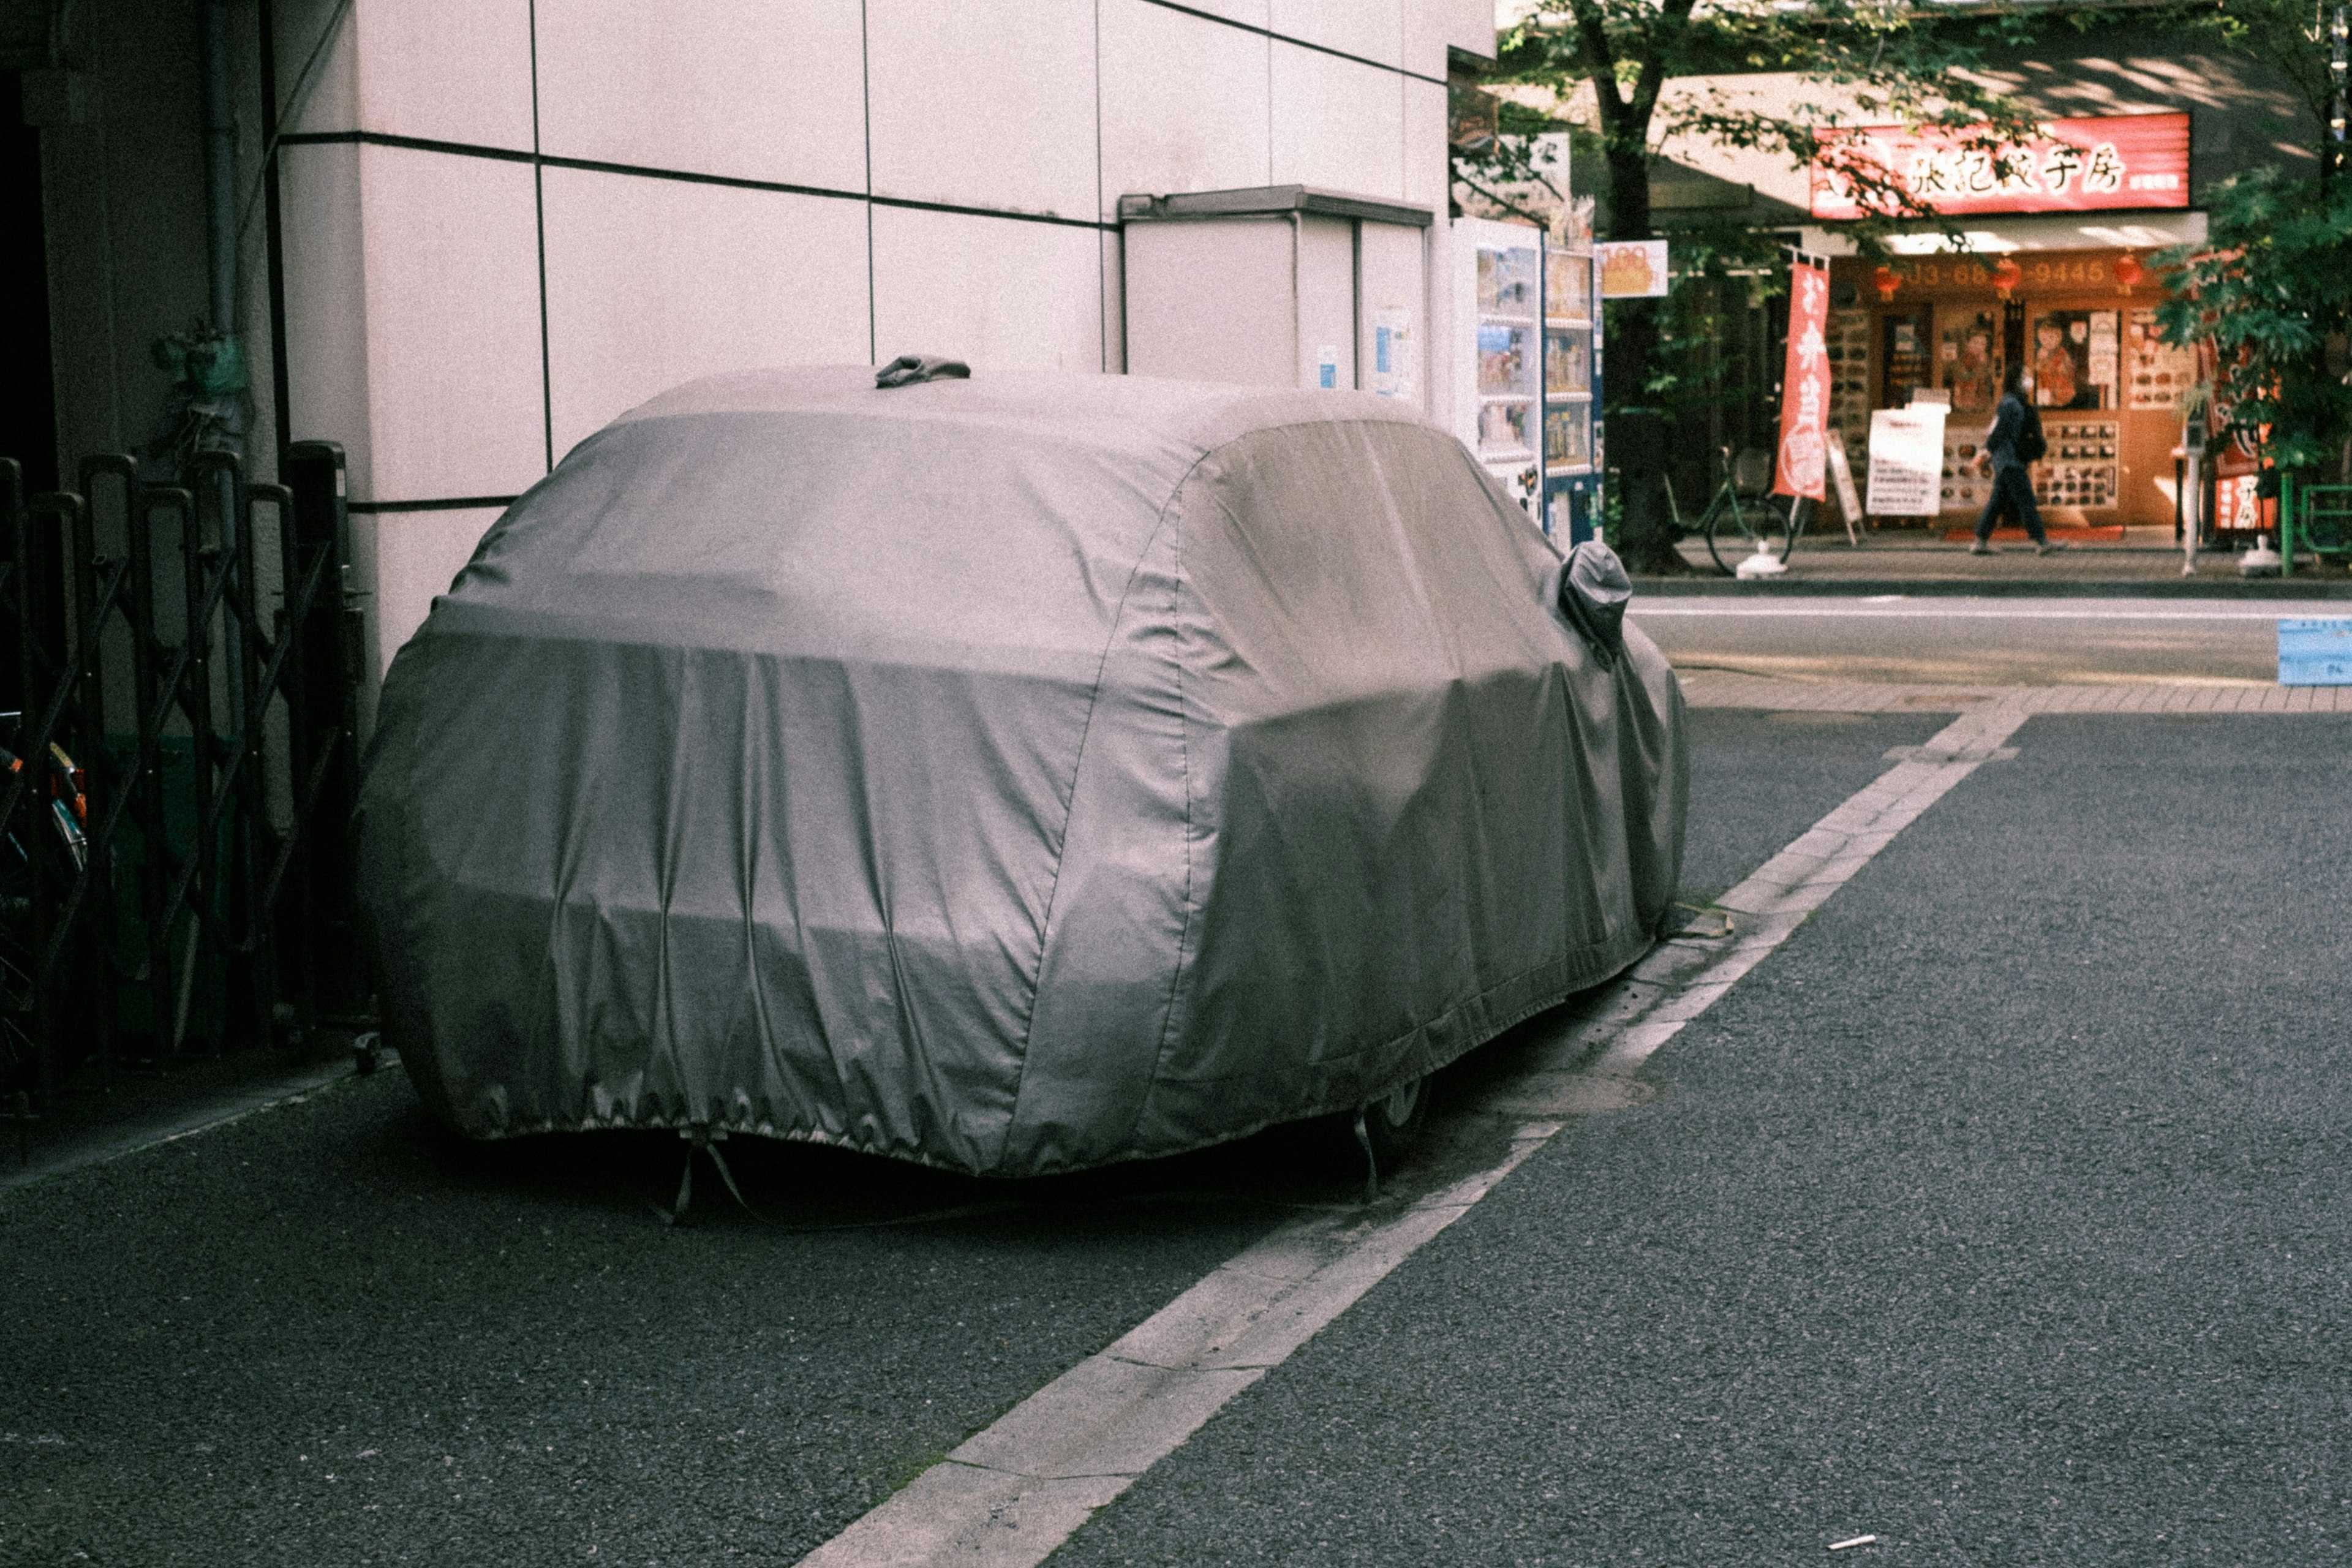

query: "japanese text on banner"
(1773, 261), (1830, 502)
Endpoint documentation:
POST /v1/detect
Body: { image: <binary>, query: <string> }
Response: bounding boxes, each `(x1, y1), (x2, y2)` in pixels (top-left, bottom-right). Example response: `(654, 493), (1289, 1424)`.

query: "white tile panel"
(1160, 0), (1267, 22)
(1099, 0), (1272, 209)
(353, 0), (534, 150)
(540, 168), (872, 457)
(355, 146), (547, 500)
(866, 0), (1099, 220)
(871, 206), (1103, 373)
(1402, 76), (1449, 211)
(1269, 0), (1400, 68)
(1405, 0), (1494, 72)
(1270, 42), (1404, 198)
(534, 0), (867, 191)
(371, 507), (504, 679)
(277, 141), (375, 496)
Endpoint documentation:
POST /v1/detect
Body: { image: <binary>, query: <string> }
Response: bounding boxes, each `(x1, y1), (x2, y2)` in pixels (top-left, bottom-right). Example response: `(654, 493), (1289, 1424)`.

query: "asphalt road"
(1630, 598), (2349, 687)
(1052, 714), (2352, 1566)
(0, 706), (1915, 1567)
(9, 706), (2346, 1566)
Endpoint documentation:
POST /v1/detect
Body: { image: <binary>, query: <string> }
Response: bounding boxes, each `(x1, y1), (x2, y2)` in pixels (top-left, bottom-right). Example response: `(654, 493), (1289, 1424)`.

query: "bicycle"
(1673, 447), (1806, 576)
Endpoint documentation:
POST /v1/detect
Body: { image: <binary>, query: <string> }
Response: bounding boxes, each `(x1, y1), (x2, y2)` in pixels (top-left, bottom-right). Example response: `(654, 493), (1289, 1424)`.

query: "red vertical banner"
(1773, 258), (1830, 501)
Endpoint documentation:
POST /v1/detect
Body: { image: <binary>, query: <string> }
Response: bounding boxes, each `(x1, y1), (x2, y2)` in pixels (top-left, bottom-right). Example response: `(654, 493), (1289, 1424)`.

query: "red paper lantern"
(1991, 255), (2023, 300)
(2113, 250), (2146, 295)
(1873, 265), (1900, 303)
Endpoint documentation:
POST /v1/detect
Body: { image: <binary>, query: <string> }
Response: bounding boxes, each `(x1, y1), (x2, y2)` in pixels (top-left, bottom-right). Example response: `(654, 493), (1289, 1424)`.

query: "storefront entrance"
(1828, 248), (2197, 533)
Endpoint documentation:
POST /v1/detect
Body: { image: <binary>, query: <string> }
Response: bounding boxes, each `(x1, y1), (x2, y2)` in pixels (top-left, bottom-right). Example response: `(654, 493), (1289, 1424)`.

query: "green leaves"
(2156, 170), (2352, 471)
(1472, 1), (2046, 252)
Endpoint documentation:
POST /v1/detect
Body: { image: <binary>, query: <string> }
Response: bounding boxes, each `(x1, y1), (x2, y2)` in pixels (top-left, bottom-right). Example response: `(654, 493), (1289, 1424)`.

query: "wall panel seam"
(277, 131), (1121, 232)
(1140, 0), (1443, 85)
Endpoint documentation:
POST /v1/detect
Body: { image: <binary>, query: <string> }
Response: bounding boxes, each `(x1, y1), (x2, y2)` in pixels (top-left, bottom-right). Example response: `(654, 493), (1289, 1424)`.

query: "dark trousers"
(1974, 462), (2046, 544)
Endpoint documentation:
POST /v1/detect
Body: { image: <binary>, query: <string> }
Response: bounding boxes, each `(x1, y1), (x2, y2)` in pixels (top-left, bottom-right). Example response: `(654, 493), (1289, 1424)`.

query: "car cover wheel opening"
(1363, 1072), (1431, 1169)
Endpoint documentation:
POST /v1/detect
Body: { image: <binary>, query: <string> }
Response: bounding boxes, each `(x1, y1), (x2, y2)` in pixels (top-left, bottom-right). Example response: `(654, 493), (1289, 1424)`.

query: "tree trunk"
(1600, 146), (1686, 575)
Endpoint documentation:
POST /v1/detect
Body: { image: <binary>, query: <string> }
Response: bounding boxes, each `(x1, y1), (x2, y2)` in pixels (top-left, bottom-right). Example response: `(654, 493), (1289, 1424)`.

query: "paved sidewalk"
(1662, 526), (2352, 596)
(1676, 669), (2352, 714)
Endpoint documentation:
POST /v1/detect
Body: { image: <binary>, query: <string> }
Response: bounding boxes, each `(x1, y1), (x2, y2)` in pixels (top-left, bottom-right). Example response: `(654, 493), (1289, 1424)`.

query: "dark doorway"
(1, 72), (59, 496)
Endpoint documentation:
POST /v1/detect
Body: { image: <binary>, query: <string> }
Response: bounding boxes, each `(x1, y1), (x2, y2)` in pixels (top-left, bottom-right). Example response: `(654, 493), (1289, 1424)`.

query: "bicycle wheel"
(1703, 492), (1757, 575)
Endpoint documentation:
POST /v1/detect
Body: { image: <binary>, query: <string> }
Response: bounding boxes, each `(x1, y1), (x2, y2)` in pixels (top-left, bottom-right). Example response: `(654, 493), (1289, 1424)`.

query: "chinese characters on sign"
(1596, 240), (1669, 298)
(1773, 259), (1830, 502)
(1810, 113), (2189, 219)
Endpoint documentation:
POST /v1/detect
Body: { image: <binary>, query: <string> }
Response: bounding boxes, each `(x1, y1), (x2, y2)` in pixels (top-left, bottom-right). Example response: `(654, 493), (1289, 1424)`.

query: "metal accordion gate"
(0, 440), (369, 1149)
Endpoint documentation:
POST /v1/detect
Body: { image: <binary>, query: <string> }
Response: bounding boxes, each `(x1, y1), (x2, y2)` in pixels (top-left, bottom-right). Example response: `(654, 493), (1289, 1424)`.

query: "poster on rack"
(2125, 308), (2196, 409)
(1865, 406), (1947, 516)
(1772, 260), (1830, 500)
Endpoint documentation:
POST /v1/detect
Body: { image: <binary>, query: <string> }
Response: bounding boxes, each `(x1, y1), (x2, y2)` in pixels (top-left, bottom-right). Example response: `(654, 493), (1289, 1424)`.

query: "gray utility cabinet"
(1120, 186), (1432, 410)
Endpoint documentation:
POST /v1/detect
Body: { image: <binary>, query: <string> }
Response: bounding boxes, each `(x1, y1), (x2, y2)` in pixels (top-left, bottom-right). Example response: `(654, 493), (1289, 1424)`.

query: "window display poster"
(2087, 311), (2119, 402)
(1938, 311), (2000, 415)
(2029, 310), (2115, 410)
(1881, 309), (1934, 407)
(1866, 405), (1947, 516)
(1942, 426), (1996, 513)
(2126, 308), (2197, 409)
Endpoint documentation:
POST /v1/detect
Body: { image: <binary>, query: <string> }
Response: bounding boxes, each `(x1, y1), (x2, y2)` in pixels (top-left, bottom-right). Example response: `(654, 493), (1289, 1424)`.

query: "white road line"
(1673, 671), (2352, 714)
(1630, 603), (2342, 620)
(794, 698), (2033, 1568)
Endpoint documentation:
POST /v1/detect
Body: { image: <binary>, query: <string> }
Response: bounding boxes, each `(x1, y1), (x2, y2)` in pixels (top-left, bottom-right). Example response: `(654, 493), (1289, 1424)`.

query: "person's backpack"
(2017, 402), (2048, 463)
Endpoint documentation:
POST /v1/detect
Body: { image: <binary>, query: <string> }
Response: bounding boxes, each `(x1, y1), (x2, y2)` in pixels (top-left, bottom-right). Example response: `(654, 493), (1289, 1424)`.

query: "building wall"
(28, 0), (217, 480)
(261, 0), (1490, 697)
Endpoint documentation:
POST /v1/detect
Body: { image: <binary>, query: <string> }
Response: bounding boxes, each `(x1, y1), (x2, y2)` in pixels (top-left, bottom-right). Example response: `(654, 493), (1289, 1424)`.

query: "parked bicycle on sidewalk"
(1671, 446), (1808, 576)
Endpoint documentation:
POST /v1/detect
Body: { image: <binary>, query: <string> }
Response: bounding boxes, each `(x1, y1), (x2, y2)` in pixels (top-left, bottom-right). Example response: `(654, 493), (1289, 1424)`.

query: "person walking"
(1973, 362), (2067, 556)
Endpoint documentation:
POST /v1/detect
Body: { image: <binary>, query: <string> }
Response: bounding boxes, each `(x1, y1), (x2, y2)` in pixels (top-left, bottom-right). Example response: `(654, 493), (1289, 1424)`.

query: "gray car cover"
(356, 367), (1687, 1175)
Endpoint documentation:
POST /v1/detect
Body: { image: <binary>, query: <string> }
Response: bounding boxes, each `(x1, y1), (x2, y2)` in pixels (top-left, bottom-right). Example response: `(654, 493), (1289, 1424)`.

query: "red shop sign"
(1773, 258), (1830, 502)
(1811, 112), (2190, 220)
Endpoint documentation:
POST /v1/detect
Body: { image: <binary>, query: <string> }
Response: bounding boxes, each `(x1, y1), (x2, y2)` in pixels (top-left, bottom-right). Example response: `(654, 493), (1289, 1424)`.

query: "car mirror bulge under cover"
(1550, 540), (1632, 668)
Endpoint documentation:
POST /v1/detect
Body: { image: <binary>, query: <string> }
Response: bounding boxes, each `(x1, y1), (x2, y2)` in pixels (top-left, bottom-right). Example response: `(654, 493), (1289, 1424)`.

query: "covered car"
(356, 366), (1686, 1176)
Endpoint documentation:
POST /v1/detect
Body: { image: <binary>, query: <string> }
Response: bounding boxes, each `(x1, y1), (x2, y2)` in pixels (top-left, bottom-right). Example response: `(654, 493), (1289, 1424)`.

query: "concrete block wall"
(264, 0), (1490, 692)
